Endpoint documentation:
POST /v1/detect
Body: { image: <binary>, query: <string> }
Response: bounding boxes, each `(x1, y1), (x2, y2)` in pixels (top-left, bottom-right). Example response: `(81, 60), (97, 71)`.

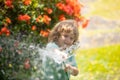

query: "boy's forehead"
(61, 32), (74, 37)
(60, 25), (74, 32)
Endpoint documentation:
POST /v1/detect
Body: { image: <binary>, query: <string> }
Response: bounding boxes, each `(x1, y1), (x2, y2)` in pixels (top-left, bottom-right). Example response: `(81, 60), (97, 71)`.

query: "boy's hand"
(64, 64), (72, 72)
(64, 64), (79, 76)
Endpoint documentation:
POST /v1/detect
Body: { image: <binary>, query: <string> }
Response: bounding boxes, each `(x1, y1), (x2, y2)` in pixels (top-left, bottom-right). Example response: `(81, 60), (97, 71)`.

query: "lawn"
(71, 44), (120, 80)
(70, 0), (120, 80)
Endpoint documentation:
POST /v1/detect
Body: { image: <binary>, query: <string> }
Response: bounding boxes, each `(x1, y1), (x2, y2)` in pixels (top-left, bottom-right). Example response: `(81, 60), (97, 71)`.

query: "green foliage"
(0, 36), (43, 80)
(0, 0), (85, 44)
(71, 44), (120, 80)
(0, 0), (87, 79)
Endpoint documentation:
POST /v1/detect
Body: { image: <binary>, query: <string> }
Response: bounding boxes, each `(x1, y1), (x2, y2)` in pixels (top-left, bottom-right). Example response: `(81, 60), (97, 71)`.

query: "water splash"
(29, 42), (80, 80)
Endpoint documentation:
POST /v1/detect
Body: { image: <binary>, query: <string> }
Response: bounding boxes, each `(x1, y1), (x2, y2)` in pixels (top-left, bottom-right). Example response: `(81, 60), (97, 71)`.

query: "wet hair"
(48, 20), (79, 44)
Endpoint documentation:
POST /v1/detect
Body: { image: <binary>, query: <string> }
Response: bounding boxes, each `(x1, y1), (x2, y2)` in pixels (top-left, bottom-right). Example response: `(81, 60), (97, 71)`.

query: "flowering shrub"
(0, 0), (89, 79)
(0, 0), (88, 42)
(0, 37), (44, 80)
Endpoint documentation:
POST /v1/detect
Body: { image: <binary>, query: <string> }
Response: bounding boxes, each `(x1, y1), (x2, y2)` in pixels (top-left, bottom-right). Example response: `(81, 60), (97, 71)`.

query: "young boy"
(42, 20), (79, 80)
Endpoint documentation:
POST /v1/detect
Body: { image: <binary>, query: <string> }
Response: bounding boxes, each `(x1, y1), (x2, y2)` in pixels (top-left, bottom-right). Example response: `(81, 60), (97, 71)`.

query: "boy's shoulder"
(46, 42), (59, 49)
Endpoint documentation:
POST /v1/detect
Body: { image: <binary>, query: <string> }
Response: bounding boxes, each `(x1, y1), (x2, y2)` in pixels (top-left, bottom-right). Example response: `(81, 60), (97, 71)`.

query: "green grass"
(85, 0), (120, 20)
(71, 44), (120, 80)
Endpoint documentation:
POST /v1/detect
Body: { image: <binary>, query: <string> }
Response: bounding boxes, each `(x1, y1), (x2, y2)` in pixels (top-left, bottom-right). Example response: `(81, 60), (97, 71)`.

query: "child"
(42, 20), (79, 80)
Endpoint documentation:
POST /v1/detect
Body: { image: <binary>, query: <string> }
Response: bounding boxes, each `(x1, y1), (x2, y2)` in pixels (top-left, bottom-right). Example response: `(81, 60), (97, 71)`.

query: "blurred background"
(71, 0), (120, 80)
(0, 0), (120, 80)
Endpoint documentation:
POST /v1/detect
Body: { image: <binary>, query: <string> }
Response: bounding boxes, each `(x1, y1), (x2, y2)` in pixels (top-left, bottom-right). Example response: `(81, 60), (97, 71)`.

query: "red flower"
(6, 17), (11, 24)
(0, 31), (2, 35)
(18, 14), (31, 21)
(40, 29), (50, 37)
(82, 19), (89, 28)
(6, 32), (10, 36)
(31, 25), (37, 31)
(44, 8), (53, 14)
(23, 0), (31, 6)
(63, 5), (73, 15)
(56, 2), (65, 10)
(24, 58), (30, 69)
(5, 0), (13, 8)
(1, 27), (8, 33)
(43, 15), (51, 25)
(56, 2), (74, 15)
(65, 0), (83, 16)
(6, 29), (10, 36)
(1, 27), (10, 36)
(36, 15), (42, 22)
(59, 15), (66, 21)
(0, 47), (2, 52)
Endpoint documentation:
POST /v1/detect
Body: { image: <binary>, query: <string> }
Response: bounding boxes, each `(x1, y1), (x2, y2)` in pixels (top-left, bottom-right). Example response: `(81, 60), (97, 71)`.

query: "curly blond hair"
(48, 20), (79, 44)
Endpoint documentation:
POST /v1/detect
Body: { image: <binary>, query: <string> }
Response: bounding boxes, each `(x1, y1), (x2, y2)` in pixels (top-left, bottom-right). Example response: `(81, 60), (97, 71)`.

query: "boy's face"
(57, 32), (74, 49)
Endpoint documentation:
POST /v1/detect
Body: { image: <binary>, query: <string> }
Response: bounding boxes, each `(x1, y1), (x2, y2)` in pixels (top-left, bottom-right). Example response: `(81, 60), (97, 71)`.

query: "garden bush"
(0, 0), (89, 79)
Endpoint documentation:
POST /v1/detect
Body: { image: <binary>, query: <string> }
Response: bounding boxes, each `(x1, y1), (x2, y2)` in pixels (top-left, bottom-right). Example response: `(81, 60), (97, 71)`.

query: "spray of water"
(30, 41), (80, 80)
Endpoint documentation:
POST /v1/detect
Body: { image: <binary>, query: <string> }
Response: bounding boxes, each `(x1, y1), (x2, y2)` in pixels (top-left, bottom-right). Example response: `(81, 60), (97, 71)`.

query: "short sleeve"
(46, 42), (59, 49)
(65, 54), (77, 67)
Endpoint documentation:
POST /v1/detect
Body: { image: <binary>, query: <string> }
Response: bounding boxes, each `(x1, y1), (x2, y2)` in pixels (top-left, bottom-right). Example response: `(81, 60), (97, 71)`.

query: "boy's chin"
(61, 45), (70, 50)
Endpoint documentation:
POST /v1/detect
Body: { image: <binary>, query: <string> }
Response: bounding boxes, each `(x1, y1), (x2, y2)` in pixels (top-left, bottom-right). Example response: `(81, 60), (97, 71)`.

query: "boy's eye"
(70, 37), (74, 41)
(64, 35), (74, 40)
(70, 37), (73, 40)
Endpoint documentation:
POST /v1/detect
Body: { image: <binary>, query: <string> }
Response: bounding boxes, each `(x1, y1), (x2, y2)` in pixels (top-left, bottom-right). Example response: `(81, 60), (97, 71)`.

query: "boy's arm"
(64, 64), (79, 76)
(64, 55), (79, 76)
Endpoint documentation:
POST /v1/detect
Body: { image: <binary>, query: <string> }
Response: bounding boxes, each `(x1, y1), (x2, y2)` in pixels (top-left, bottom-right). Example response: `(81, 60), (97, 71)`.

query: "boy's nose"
(65, 38), (71, 44)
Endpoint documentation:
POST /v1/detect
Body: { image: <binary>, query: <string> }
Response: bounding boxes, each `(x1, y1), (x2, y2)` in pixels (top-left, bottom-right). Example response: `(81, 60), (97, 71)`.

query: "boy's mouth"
(63, 44), (70, 48)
